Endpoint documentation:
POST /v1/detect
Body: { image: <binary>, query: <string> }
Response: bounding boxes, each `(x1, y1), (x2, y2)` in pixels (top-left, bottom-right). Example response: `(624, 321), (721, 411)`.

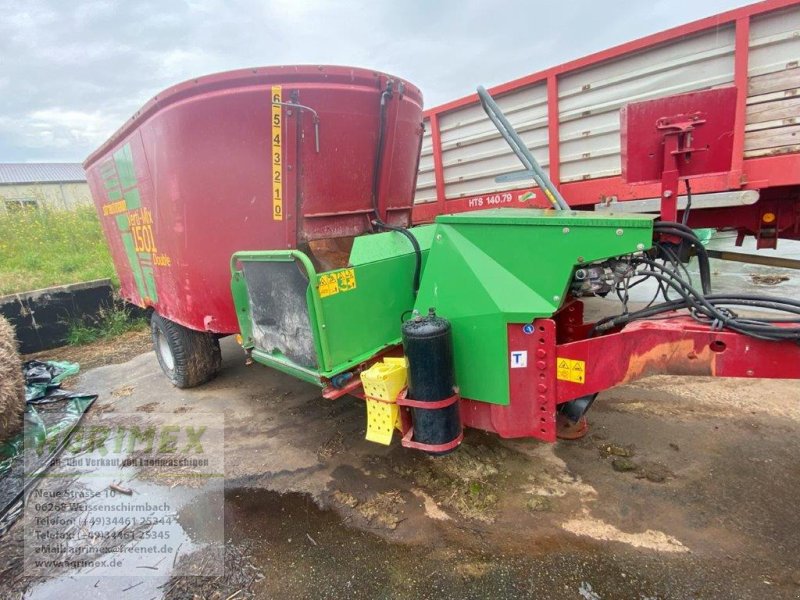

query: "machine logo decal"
(271, 85), (283, 221)
(99, 143), (162, 304)
(318, 268), (357, 298)
(510, 350), (527, 368)
(557, 358), (585, 383)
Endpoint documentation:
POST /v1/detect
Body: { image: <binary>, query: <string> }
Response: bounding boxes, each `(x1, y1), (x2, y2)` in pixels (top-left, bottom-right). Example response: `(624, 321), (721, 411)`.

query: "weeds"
(66, 305), (148, 345)
(0, 206), (116, 295)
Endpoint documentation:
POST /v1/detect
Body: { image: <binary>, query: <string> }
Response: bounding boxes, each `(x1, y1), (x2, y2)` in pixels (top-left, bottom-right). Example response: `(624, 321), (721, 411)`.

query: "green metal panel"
(414, 209), (654, 406)
(231, 226), (434, 383)
(320, 226), (433, 372)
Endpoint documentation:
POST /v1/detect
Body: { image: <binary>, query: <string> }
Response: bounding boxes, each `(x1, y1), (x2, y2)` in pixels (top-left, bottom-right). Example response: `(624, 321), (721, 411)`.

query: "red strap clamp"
(396, 389), (463, 453)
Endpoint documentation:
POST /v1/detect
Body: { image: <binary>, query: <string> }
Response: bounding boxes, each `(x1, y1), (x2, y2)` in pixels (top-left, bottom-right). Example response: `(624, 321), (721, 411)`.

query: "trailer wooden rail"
(412, 0), (800, 248)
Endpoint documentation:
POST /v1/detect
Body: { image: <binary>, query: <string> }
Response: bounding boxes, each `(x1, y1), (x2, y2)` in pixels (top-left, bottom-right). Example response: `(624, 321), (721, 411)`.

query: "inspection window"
(3, 198), (39, 211)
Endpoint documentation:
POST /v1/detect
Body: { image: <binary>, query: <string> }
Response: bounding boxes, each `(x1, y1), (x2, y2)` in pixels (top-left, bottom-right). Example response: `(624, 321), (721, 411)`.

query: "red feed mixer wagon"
(85, 0), (800, 453)
(84, 65), (424, 387)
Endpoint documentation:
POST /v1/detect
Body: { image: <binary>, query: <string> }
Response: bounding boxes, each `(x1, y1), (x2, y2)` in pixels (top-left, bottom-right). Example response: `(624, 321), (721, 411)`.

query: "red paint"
(730, 16), (751, 188)
(461, 313), (800, 443)
(396, 389), (460, 410)
(621, 88), (737, 221)
(324, 304), (800, 447)
(412, 0), (800, 233)
(554, 316), (800, 401)
(459, 321), (558, 443)
(400, 428), (464, 453)
(412, 154), (800, 223)
(621, 88), (737, 184)
(429, 113), (447, 209)
(84, 66), (423, 334)
(423, 0), (797, 118)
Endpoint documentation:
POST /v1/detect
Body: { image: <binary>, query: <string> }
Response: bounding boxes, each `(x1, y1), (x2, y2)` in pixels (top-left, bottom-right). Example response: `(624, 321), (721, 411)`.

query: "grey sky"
(1, 0), (750, 163)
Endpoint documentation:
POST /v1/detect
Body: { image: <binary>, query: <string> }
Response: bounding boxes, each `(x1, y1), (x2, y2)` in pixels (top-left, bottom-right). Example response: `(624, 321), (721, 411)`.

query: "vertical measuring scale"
(271, 86), (283, 221)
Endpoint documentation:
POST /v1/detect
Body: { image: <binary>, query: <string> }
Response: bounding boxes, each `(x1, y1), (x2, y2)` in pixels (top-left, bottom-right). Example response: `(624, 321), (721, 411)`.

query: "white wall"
(0, 182), (92, 212)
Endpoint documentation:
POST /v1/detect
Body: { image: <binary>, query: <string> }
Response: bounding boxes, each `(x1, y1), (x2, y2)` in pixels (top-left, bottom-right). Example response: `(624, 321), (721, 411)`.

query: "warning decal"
(556, 357), (586, 384)
(318, 268), (358, 298)
(271, 85), (283, 221)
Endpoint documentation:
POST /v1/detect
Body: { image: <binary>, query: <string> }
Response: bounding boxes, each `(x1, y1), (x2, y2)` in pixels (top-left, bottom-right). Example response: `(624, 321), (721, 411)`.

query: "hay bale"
(0, 316), (25, 443)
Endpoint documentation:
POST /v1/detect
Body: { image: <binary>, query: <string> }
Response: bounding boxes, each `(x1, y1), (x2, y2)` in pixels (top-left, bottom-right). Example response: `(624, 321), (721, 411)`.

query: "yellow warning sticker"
(318, 268), (357, 298)
(271, 85), (283, 221)
(556, 357), (586, 384)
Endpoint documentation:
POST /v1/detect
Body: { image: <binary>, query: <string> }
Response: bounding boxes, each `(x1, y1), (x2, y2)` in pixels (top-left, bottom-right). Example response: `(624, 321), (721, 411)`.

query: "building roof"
(0, 163), (86, 185)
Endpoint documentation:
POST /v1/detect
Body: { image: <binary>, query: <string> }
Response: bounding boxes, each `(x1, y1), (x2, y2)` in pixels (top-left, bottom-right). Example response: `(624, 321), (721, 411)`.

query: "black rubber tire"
(150, 313), (221, 388)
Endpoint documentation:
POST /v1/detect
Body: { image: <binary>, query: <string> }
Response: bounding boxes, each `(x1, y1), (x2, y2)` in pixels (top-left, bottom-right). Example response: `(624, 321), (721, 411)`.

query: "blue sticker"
(522, 323), (535, 335)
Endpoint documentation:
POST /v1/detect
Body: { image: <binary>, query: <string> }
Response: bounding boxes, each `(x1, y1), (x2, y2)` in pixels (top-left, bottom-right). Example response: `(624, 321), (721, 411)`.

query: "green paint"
(113, 144), (137, 190)
(231, 209), (653, 405)
(231, 226), (434, 383)
(142, 265), (158, 302)
(123, 189), (141, 210)
(121, 232), (147, 297)
(414, 209), (653, 405)
(101, 142), (156, 303)
(320, 226), (433, 371)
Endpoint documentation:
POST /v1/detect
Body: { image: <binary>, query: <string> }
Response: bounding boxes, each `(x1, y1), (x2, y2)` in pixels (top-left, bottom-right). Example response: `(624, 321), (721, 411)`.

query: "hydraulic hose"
(653, 222), (712, 295)
(371, 80), (422, 295)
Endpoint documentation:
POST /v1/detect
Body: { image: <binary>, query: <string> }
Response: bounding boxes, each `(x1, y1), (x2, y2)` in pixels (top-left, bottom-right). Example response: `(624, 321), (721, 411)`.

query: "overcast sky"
(1, 0), (751, 163)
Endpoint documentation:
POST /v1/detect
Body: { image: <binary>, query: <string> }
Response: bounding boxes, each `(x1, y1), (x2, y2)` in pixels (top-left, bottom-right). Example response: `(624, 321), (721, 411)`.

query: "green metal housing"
(413, 209), (654, 405)
(231, 225), (435, 384)
(231, 209), (653, 403)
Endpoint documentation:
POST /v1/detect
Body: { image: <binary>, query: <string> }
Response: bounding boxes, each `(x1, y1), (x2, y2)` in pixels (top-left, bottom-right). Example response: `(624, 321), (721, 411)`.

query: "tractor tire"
(150, 313), (221, 389)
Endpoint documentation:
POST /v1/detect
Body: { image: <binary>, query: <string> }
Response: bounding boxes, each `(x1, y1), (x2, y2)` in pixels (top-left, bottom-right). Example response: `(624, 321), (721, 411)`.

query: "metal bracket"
(273, 100), (320, 153)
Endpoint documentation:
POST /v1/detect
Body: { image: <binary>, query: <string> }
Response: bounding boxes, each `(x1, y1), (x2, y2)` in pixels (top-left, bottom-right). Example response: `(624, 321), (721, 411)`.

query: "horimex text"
(36, 424), (208, 458)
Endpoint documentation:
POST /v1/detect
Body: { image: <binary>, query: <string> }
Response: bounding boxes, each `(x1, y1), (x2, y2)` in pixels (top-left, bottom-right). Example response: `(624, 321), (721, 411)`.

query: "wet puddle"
(158, 487), (745, 599)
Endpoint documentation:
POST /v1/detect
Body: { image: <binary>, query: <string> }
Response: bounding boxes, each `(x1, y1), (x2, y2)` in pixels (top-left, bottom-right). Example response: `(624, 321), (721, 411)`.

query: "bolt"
(747, 369), (754, 376)
(577, 256), (584, 263)
(553, 295), (560, 303)
(536, 361), (546, 370)
(562, 227), (570, 234)
(616, 228), (624, 236)
(536, 349), (547, 358)
(321, 324), (326, 328)
(636, 243), (645, 251)
(664, 190), (673, 198)
(537, 383), (548, 393)
(436, 234), (442, 241)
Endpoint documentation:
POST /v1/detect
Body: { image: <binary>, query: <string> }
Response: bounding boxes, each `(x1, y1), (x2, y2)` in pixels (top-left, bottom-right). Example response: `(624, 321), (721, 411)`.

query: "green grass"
(0, 206), (116, 295)
(66, 304), (148, 345)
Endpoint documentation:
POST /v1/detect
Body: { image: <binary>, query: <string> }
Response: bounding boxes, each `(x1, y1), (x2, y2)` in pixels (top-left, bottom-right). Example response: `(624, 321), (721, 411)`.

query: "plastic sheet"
(0, 360), (95, 534)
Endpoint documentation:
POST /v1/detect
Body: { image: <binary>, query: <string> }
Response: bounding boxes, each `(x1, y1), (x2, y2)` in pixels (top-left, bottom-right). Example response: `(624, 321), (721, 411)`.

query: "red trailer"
(411, 0), (800, 249)
(84, 66), (423, 387)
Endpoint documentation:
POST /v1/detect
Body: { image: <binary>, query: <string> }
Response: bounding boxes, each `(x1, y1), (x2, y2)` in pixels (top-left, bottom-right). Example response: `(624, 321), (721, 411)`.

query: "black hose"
(373, 220), (422, 293)
(370, 80), (422, 295)
(593, 260), (800, 341)
(682, 179), (692, 226)
(653, 223), (712, 294)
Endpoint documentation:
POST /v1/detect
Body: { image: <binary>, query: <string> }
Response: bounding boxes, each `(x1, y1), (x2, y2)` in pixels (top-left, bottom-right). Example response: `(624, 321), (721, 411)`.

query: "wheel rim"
(156, 329), (175, 371)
